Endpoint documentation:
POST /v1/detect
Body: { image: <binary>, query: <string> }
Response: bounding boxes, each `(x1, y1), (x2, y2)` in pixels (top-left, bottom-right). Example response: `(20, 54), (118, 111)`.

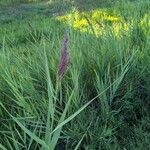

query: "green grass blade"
(0, 103), (49, 149)
(50, 88), (75, 149)
(74, 135), (85, 150)
(50, 81), (116, 135)
(12, 118), (49, 149)
(0, 143), (7, 150)
(43, 39), (55, 147)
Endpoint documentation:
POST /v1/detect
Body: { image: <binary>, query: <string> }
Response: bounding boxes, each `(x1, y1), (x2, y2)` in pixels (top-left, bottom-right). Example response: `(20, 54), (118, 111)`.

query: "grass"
(0, 0), (150, 149)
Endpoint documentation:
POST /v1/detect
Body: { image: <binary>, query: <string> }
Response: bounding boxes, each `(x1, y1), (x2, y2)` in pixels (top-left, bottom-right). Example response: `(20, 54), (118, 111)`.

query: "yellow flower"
(73, 18), (88, 29)
(56, 9), (129, 38)
(105, 15), (120, 22)
(92, 10), (106, 20)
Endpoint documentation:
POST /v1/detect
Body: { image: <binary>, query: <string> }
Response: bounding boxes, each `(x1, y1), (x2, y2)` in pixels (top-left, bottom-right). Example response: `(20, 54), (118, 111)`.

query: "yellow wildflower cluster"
(56, 9), (130, 37)
(73, 18), (88, 28)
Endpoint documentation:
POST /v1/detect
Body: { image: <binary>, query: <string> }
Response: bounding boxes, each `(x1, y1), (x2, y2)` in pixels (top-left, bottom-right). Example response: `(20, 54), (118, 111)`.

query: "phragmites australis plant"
(57, 33), (70, 81)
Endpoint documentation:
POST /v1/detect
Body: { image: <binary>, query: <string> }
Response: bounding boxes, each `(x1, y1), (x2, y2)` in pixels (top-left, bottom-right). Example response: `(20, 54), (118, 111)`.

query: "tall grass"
(0, 0), (150, 149)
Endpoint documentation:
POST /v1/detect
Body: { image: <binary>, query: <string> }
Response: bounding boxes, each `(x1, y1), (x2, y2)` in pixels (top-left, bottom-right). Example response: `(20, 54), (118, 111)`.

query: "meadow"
(0, 0), (150, 149)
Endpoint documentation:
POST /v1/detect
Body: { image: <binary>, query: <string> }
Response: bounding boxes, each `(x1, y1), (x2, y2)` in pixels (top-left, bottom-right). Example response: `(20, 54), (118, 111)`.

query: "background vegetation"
(0, 0), (150, 149)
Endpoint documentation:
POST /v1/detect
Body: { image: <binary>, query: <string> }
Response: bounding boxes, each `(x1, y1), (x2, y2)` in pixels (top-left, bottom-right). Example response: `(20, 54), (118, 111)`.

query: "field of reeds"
(0, 0), (150, 149)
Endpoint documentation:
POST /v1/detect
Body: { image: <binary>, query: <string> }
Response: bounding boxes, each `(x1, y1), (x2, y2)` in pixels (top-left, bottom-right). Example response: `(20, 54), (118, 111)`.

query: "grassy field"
(0, 0), (150, 149)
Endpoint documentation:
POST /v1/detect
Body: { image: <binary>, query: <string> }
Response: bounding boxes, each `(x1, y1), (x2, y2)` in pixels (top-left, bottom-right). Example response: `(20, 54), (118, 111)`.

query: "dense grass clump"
(0, 0), (150, 149)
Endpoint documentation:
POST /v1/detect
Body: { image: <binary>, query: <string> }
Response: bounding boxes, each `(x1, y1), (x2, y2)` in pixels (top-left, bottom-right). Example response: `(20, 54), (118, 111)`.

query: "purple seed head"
(57, 33), (69, 80)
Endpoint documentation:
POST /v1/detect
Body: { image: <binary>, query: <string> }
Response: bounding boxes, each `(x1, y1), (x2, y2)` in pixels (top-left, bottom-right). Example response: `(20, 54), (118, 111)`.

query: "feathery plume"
(57, 33), (69, 80)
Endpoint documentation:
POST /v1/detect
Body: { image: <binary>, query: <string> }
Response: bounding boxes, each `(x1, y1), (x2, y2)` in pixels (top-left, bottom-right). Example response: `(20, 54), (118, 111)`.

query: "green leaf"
(0, 143), (7, 150)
